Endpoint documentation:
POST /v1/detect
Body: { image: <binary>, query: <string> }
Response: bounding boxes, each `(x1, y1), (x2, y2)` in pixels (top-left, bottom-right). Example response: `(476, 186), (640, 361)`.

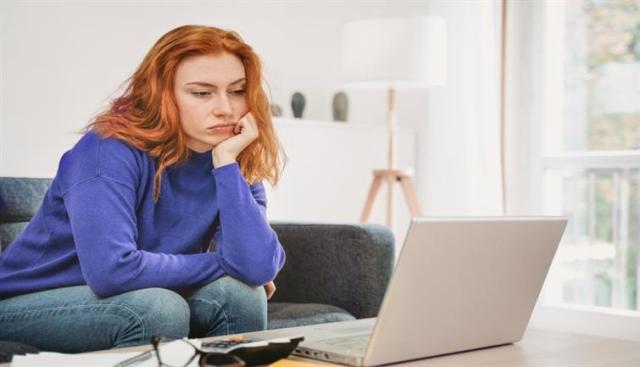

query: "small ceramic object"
(270, 103), (283, 117)
(332, 91), (348, 122)
(291, 92), (306, 118)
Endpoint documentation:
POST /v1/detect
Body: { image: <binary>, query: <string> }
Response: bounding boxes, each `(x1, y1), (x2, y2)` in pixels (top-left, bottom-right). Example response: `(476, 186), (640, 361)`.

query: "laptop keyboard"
(201, 338), (259, 352)
(322, 334), (370, 352)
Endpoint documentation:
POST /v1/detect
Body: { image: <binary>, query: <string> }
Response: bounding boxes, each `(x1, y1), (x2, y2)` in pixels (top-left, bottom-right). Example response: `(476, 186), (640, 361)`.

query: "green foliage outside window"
(559, 0), (640, 310)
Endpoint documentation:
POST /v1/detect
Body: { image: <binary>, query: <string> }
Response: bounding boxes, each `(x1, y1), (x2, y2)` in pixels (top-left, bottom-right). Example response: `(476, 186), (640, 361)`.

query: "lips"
(207, 123), (236, 130)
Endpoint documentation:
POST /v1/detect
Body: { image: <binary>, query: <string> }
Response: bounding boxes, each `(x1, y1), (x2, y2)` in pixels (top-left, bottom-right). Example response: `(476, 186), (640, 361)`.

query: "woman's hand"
(264, 281), (276, 300)
(212, 112), (259, 168)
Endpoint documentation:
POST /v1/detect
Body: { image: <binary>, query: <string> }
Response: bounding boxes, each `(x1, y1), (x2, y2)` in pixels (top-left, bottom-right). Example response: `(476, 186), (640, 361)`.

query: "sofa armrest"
(269, 222), (395, 319)
(0, 177), (52, 252)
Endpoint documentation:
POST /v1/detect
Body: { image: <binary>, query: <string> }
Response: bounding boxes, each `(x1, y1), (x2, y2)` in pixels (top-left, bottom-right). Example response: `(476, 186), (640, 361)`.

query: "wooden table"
(5, 328), (640, 366)
(273, 328), (640, 367)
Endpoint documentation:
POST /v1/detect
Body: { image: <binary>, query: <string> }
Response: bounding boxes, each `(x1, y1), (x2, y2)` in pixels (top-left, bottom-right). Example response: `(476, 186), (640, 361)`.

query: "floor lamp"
(341, 16), (446, 227)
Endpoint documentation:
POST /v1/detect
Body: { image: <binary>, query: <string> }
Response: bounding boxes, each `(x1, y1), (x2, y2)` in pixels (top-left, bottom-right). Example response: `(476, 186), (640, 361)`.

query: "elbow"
(86, 278), (122, 298)
(224, 247), (286, 287)
(80, 250), (144, 298)
(83, 263), (137, 298)
(240, 266), (280, 287)
(246, 242), (286, 286)
(227, 259), (280, 286)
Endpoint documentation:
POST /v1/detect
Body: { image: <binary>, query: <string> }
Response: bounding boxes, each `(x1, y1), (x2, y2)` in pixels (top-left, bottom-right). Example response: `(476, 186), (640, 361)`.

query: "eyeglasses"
(113, 336), (245, 367)
(151, 336), (245, 367)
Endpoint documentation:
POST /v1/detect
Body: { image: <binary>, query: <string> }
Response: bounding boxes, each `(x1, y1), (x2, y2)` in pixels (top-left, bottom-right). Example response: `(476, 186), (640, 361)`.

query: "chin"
(207, 135), (234, 148)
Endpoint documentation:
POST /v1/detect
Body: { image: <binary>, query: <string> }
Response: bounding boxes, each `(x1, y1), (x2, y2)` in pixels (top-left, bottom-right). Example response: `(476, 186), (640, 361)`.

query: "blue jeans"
(0, 276), (267, 352)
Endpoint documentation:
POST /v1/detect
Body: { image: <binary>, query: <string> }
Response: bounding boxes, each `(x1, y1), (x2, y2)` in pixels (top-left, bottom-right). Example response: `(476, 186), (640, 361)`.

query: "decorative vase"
(332, 91), (348, 122)
(291, 92), (306, 118)
(270, 103), (283, 117)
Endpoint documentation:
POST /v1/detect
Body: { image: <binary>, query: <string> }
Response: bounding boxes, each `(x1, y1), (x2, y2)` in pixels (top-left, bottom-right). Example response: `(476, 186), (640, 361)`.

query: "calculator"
(201, 336), (305, 366)
(201, 338), (260, 352)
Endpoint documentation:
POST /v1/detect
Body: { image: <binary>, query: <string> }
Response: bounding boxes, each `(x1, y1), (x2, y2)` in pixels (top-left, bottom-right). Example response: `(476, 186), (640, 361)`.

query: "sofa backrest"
(0, 177), (52, 252)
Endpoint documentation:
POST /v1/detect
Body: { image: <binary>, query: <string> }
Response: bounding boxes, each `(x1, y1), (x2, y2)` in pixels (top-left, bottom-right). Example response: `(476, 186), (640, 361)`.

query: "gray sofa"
(0, 177), (395, 330)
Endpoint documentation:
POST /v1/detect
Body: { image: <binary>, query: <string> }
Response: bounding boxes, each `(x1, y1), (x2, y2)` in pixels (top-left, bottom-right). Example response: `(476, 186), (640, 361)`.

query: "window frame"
(528, 0), (640, 341)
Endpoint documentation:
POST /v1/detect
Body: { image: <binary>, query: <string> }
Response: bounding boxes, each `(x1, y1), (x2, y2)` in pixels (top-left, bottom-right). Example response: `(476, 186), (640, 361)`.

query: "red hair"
(87, 25), (286, 201)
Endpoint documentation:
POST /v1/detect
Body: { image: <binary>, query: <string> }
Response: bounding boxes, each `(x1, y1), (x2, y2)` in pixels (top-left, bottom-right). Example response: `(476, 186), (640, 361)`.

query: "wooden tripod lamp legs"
(360, 169), (422, 227)
(362, 88), (422, 227)
(360, 174), (384, 223)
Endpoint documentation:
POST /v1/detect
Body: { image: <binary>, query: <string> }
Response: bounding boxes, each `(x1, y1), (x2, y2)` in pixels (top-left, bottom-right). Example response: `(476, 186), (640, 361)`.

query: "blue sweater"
(0, 132), (285, 298)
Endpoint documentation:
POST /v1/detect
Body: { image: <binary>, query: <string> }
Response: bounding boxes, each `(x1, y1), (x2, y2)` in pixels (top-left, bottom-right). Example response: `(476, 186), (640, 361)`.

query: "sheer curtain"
(502, 0), (551, 215)
(419, 0), (503, 217)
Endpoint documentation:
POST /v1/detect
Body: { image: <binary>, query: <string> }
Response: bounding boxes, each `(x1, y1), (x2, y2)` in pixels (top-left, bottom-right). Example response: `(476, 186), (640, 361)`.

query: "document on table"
(11, 339), (201, 367)
(10, 351), (141, 367)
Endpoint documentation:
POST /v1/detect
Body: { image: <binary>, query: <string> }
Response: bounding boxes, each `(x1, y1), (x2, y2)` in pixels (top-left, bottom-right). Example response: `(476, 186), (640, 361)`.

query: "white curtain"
(418, 0), (503, 216)
(502, 0), (555, 215)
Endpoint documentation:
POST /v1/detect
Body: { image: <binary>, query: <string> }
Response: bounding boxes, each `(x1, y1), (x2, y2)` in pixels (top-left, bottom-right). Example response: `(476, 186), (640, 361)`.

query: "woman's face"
(174, 52), (249, 153)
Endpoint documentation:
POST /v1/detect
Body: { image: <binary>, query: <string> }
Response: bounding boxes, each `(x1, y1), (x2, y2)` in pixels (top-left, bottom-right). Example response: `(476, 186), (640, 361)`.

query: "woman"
(0, 25), (286, 352)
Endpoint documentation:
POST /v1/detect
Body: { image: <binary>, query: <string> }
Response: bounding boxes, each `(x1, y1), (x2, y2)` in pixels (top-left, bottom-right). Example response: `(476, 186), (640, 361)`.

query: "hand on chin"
(211, 132), (236, 148)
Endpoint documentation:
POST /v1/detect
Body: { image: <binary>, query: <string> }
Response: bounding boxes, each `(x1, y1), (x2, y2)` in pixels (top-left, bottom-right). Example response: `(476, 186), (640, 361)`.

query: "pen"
(113, 349), (154, 367)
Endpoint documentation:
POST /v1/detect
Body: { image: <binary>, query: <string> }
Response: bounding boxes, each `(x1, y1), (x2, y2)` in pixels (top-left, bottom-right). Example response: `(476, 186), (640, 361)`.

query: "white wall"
(269, 118), (417, 256)
(0, 0), (430, 174)
(0, 0), (502, 238)
(0, 0), (436, 238)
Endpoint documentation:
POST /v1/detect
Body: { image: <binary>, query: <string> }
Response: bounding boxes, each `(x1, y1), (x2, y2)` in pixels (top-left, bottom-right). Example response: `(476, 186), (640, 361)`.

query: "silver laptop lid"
(364, 217), (567, 366)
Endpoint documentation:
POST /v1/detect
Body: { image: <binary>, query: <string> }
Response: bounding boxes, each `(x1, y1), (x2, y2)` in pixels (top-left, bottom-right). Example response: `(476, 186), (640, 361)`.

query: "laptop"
(243, 217), (567, 366)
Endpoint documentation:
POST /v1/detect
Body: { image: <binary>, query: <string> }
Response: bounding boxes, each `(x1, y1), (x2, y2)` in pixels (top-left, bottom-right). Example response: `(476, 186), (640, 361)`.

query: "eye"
(230, 90), (246, 96)
(191, 91), (211, 97)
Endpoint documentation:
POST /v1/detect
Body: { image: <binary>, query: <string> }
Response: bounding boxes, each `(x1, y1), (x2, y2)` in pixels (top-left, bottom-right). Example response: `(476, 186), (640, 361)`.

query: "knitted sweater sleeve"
(64, 175), (227, 298)
(211, 163), (286, 286)
(62, 135), (284, 297)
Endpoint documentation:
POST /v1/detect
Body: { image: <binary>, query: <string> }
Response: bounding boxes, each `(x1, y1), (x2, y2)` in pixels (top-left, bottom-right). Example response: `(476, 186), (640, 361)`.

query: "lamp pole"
(387, 86), (397, 227)
(344, 16), (446, 228)
(360, 85), (422, 228)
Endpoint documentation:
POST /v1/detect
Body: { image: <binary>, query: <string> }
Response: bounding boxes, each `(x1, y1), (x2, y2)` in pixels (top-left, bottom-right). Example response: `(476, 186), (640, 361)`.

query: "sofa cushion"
(269, 222), (394, 319)
(0, 222), (28, 253)
(267, 302), (356, 330)
(0, 178), (51, 222)
(0, 178), (52, 252)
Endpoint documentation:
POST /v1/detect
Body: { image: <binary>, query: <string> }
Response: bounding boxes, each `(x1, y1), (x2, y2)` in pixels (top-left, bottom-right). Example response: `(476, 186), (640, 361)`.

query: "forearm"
(81, 249), (226, 298)
(212, 152), (236, 169)
(66, 177), (228, 297)
(212, 163), (285, 285)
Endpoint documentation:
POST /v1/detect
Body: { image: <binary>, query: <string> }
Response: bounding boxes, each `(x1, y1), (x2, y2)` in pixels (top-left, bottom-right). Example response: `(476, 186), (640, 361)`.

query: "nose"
(213, 93), (233, 118)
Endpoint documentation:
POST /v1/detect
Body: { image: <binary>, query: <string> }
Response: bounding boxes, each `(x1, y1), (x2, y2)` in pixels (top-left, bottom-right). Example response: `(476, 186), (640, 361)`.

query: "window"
(542, 0), (640, 311)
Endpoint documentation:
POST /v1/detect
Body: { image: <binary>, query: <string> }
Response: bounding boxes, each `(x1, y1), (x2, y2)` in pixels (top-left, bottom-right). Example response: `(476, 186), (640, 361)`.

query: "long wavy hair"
(87, 25), (286, 201)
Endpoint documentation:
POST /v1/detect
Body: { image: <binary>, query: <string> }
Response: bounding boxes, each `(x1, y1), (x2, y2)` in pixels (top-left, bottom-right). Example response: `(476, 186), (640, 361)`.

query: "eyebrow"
(185, 78), (247, 88)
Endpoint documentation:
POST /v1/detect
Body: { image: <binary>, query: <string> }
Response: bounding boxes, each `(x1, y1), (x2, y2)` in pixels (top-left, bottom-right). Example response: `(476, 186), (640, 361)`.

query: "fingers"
(264, 281), (276, 300)
(236, 112), (259, 138)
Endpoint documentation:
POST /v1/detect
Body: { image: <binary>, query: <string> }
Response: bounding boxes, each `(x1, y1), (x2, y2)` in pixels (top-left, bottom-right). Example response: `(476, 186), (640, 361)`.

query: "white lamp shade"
(341, 16), (446, 87)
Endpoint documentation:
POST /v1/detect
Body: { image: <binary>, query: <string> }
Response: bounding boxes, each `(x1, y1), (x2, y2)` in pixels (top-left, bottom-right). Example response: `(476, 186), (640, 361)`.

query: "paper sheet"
(11, 339), (202, 367)
(11, 351), (142, 367)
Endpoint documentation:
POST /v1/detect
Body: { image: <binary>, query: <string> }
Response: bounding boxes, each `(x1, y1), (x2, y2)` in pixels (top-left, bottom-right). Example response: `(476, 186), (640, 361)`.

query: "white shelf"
(265, 116), (418, 246)
(273, 117), (418, 134)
